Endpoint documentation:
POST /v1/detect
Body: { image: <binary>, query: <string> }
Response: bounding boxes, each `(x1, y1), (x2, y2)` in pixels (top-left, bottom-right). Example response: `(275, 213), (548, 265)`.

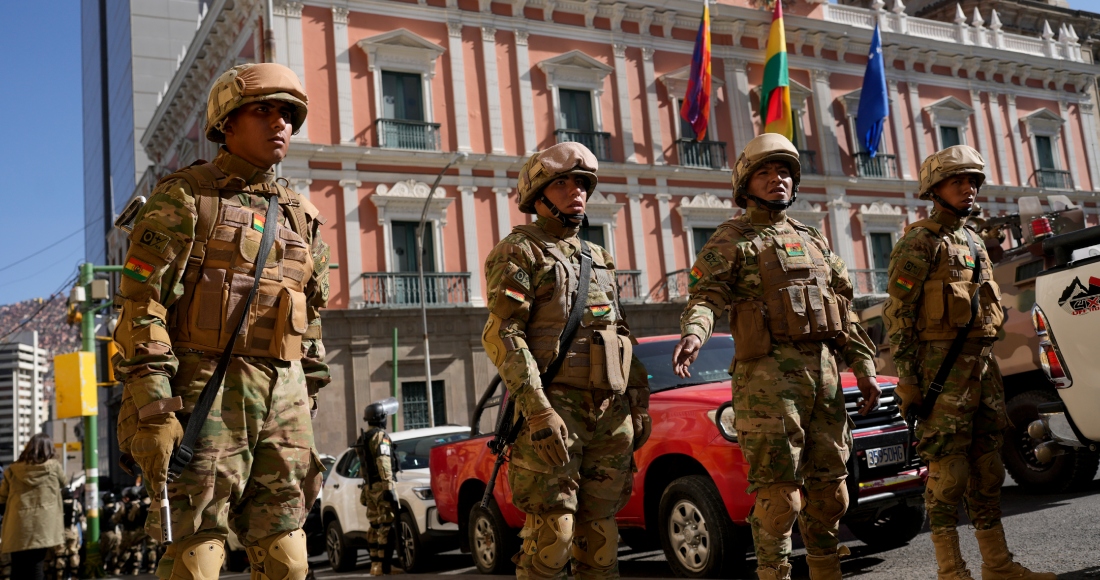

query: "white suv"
(321, 426), (470, 572)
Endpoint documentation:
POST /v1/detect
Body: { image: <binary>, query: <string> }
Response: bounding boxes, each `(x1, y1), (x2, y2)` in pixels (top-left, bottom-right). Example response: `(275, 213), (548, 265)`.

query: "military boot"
(805, 546), (849, 580)
(756, 563), (792, 580)
(370, 561), (384, 576)
(974, 524), (1056, 580)
(931, 529), (974, 579)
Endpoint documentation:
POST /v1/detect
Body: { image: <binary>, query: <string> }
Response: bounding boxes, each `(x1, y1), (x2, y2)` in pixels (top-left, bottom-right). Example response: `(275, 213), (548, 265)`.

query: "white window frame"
(675, 192), (737, 261)
(369, 179), (453, 273)
(923, 96), (974, 150)
(357, 29), (445, 124)
(536, 51), (614, 133)
(658, 66), (724, 141)
(1022, 108), (1066, 171)
(583, 191), (624, 256)
(856, 201), (907, 270)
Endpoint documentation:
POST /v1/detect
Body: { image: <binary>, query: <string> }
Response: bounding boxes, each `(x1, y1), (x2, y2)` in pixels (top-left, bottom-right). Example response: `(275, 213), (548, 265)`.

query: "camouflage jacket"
(114, 148), (331, 415)
(355, 428), (395, 489)
(680, 207), (877, 379)
(882, 209), (996, 382)
(483, 216), (649, 416)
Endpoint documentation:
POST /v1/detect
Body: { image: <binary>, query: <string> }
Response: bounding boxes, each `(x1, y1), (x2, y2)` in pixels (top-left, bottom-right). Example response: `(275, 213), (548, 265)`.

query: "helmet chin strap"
(930, 192), (972, 218)
(540, 195), (586, 227)
(744, 189), (798, 212)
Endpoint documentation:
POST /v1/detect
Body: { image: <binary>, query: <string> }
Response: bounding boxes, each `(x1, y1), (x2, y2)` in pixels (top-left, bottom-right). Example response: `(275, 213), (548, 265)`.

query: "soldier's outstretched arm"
(675, 230), (739, 376)
(301, 203), (332, 411)
(481, 240), (553, 416)
(113, 180), (197, 420)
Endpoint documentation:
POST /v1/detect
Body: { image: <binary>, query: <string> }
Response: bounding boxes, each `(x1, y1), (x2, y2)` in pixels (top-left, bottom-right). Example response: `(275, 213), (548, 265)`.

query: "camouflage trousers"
(362, 483), (396, 561)
(44, 528), (80, 580)
(916, 341), (1008, 533)
(119, 529), (148, 573)
(508, 384), (634, 580)
(730, 342), (853, 566)
(150, 356), (325, 579)
(101, 529), (121, 573)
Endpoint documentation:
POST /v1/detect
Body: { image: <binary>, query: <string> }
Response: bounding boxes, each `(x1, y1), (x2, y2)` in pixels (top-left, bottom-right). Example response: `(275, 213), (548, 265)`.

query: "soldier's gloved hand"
(130, 413), (183, 494)
(631, 408), (651, 451)
(895, 379), (922, 420)
(527, 407), (570, 467)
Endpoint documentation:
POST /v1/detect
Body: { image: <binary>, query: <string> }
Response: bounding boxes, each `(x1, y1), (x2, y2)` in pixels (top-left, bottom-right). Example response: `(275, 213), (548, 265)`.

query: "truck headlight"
(412, 487), (433, 500)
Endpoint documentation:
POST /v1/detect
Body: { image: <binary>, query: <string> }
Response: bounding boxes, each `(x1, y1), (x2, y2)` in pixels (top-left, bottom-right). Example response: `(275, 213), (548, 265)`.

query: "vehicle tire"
(1003, 389), (1100, 494)
(397, 511), (423, 573)
(468, 500), (519, 575)
(326, 518), (358, 572)
(619, 527), (660, 552)
(847, 502), (926, 551)
(659, 475), (748, 578)
(224, 548), (249, 573)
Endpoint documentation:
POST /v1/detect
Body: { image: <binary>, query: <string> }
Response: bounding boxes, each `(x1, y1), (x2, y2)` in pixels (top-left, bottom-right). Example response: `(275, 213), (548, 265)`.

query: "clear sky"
(1, 0), (1100, 306)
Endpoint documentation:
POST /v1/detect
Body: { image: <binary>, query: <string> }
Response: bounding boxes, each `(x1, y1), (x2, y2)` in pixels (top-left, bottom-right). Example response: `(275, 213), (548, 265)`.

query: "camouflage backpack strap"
(903, 217), (942, 235)
(723, 217), (767, 254)
(513, 223), (572, 269)
(276, 184), (309, 239)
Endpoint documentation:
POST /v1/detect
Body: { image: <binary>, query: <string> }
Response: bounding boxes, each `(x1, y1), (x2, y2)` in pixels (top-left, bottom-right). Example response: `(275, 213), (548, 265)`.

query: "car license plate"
(866, 444), (906, 468)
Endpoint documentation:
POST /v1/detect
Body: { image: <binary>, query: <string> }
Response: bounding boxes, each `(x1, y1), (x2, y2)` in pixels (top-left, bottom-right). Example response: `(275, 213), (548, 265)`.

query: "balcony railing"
(854, 152), (898, 179)
(664, 269), (691, 301)
(798, 149), (818, 174)
(676, 139), (728, 170)
(373, 118), (441, 151)
(616, 270), (644, 303)
(850, 269), (890, 296)
(361, 272), (471, 307)
(1031, 169), (1073, 190)
(555, 129), (613, 162)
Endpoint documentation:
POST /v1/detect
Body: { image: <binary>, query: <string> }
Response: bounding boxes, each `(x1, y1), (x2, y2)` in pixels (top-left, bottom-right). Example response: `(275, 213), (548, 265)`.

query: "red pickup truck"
(430, 335), (927, 578)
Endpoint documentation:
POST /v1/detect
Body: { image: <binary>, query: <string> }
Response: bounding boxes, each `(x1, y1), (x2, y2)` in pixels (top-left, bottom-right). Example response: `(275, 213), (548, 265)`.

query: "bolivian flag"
(679, 0), (711, 140)
(761, 1), (792, 140)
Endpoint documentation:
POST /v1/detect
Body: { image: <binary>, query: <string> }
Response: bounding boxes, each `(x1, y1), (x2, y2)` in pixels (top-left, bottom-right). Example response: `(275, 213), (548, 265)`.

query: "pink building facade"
(133, 0), (1100, 443)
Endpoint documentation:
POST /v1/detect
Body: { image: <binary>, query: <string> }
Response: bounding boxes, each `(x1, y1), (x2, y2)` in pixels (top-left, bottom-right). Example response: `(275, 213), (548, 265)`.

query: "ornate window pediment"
(658, 66), (726, 100)
(750, 79), (812, 111)
(856, 201), (906, 233)
(1022, 108), (1065, 137)
(536, 50), (614, 92)
(370, 180), (453, 225)
(356, 29), (446, 77)
(584, 191), (624, 254)
(786, 199), (826, 230)
(675, 193), (737, 228)
(923, 96), (974, 133)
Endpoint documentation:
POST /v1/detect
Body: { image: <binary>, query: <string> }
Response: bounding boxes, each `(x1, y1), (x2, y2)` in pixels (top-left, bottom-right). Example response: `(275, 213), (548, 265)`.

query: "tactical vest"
(514, 224), (632, 393)
(160, 162), (318, 361)
(725, 218), (847, 354)
(906, 219), (1003, 341)
(356, 428), (392, 486)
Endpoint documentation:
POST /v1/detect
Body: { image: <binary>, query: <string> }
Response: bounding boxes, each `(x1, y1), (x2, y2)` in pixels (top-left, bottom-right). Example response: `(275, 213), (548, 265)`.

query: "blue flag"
(856, 25), (888, 158)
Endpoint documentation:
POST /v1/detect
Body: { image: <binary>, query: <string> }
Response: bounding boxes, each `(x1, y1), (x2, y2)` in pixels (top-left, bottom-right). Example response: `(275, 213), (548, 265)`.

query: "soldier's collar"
(746, 206), (787, 225)
(213, 147), (276, 186)
(931, 208), (963, 230)
(536, 215), (580, 240)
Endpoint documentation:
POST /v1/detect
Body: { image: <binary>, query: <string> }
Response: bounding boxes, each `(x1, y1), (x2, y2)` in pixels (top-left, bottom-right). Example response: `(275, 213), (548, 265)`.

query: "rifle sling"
(916, 228), (982, 420)
(167, 195), (281, 481)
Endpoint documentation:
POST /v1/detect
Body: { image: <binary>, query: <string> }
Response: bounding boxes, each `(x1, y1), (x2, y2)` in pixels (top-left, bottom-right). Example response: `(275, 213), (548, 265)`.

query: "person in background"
(0, 433), (65, 580)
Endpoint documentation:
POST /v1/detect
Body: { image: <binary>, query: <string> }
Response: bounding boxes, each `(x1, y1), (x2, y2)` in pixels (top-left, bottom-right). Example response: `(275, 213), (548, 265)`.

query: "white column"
(447, 22), (473, 152)
(494, 187), (512, 239)
(279, 2), (309, 141)
(641, 47), (664, 164)
(887, 80), (913, 180)
(273, 2), (290, 68)
(340, 177), (363, 305)
(1005, 94), (1025, 187)
(656, 187), (675, 277)
(481, 27), (506, 154)
(331, 7), (355, 144)
(905, 81), (929, 164)
(826, 186), (856, 267)
(726, 58), (755, 153)
(613, 44), (637, 163)
(287, 177), (313, 200)
(903, 190), (918, 223)
(459, 186), (485, 306)
(1078, 94), (1100, 191)
(1058, 100), (1083, 190)
(627, 189), (650, 294)
(987, 91), (1012, 186)
(970, 89), (995, 184)
(811, 70), (842, 176)
(514, 29), (537, 154)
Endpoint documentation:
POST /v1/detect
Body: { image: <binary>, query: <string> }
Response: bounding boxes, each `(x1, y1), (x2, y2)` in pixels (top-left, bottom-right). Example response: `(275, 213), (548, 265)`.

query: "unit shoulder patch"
(134, 224), (172, 255)
(898, 256), (929, 280)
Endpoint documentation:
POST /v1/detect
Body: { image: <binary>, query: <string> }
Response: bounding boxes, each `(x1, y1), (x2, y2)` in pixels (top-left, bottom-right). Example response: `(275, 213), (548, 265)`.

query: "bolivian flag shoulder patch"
(504, 288), (525, 302)
(589, 305), (612, 317)
(894, 275), (915, 293)
(784, 242), (805, 257)
(688, 266), (704, 288)
(123, 256), (154, 283)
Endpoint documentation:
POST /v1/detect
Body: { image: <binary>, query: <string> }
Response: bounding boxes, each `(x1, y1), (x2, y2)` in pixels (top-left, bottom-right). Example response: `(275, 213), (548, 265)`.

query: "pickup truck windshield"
(394, 432), (471, 470)
(633, 336), (735, 393)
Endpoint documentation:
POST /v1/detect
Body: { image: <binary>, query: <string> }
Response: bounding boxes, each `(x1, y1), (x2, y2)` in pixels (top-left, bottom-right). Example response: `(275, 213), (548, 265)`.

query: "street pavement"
(115, 473), (1100, 579)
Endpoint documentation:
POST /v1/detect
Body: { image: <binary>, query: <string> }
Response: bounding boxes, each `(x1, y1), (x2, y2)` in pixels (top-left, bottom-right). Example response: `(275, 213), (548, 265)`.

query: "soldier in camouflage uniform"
(117, 488), (146, 575)
(355, 398), (400, 576)
(883, 145), (1054, 580)
(45, 487), (82, 580)
(100, 492), (121, 575)
(672, 134), (880, 580)
(113, 62), (331, 580)
(482, 142), (651, 580)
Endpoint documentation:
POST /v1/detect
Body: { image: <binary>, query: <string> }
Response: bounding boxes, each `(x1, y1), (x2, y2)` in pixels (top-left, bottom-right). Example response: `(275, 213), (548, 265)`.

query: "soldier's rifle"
(480, 241), (593, 511)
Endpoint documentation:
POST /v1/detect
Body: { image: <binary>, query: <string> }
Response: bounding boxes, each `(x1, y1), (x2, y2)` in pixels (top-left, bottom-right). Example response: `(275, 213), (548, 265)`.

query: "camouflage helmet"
(731, 134), (801, 207)
(918, 145), (985, 200)
(205, 63), (309, 144)
(517, 142), (599, 213)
